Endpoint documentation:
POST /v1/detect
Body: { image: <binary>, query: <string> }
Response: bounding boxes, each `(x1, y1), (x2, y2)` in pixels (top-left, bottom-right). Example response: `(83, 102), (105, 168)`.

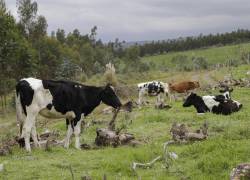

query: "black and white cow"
(15, 77), (122, 152)
(137, 81), (169, 105)
(183, 92), (242, 115)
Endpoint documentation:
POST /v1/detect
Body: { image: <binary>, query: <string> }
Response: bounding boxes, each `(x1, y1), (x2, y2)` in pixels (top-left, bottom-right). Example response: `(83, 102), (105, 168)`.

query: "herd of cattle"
(138, 80), (242, 115)
(15, 77), (243, 152)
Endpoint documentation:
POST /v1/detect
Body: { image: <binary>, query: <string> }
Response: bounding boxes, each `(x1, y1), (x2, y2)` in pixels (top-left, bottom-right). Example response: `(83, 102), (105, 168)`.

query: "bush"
(171, 55), (193, 71)
(104, 62), (118, 86)
(192, 56), (209, 70)
(137, 62), (150, 72)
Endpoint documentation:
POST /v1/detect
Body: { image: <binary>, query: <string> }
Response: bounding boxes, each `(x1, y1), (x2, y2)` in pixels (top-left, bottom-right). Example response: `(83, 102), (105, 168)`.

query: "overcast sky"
(6, 0), (250, 42)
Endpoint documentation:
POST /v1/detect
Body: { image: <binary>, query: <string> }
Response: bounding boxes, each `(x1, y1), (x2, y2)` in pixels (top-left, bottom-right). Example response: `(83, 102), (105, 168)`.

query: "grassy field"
(0, 45), (250, 179)
(142, 42), (250, 70)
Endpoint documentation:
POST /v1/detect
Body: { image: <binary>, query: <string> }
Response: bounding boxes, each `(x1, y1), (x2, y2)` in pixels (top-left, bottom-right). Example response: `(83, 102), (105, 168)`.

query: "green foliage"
(55, 58), (81, 81)
(17, 0), (38, 37)
(192, 56), (209, 70)
(125, 46), (140, 63)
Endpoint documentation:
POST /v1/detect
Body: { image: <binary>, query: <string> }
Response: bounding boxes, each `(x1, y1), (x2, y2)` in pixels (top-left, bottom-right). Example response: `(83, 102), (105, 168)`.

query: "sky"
(5, 0), (250, 42)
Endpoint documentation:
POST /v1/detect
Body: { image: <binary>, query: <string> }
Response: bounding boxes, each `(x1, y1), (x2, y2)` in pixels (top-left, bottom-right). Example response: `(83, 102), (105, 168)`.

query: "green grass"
(0, 43), (250, 179)
(0, 86), (249, 179)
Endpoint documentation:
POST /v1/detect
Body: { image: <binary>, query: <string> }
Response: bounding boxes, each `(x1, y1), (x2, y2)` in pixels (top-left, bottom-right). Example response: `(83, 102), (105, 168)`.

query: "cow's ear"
(105, 83), (114, 91)
(219, 89), (224, 93)
(191, 92), (196, 96)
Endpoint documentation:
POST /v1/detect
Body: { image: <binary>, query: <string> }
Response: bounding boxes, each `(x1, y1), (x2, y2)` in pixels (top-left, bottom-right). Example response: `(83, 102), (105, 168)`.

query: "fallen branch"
(108, 108), (120, 130)
(132, 156), (162, 170)
(132, 140), (177, 171)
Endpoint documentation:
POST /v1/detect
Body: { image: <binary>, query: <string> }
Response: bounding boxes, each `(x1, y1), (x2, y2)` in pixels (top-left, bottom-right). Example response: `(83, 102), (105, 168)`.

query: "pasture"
(0, 49), (250, 179)
(142, 42), (250, 71)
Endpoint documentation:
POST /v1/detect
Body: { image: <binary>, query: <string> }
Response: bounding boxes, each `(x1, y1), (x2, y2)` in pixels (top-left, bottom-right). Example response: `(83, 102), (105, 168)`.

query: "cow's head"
(219, 86), (233, 100)
(183, 92), (197, 107)
(101, 84), (122, 109)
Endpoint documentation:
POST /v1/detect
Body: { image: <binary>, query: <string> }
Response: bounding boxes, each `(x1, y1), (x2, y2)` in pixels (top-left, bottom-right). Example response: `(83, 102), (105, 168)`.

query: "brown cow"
(169, 81), (200, 101)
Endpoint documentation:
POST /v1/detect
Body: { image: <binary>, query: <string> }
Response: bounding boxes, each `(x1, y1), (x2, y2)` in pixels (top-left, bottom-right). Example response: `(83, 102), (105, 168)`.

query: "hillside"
(142, 42), (250, 70)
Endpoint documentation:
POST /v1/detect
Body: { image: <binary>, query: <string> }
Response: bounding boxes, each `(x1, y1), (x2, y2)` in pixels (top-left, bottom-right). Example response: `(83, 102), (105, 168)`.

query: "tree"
(89, 25), (97, 46)
(55, 58), (81, 80)
(17, 0), (38, 38)
(0, 3), (37, 109)
(56, 28), (65, 44)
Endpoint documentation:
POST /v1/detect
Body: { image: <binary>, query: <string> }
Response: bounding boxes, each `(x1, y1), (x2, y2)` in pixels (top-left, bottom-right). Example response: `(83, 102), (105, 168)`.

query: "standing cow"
(137, 81), (169, 106)
(168, 81), (200, 101)
(16, 78), (122, 152)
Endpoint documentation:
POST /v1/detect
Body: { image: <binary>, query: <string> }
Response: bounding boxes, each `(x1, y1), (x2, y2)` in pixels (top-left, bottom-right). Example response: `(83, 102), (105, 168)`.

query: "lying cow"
(183, 92), (242, 115)
(137, 81), (169, 106)
(16, 77), (122, 152)
(169, 81), (200, 101)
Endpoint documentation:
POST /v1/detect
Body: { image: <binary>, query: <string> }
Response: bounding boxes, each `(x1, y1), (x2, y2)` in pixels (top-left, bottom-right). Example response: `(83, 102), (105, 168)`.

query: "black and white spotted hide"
(183, 92), (242, 115)
(137, 81), (169, 106)
(15, 78), (121, 152)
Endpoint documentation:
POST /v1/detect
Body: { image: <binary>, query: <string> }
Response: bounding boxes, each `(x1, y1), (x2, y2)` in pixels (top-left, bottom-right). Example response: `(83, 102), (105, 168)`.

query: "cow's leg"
(74, 118), (82, 149)
(138, 91), (143, 106)
(22, 111), (38, 152)
(168, 92), (172, 103)
(64, 119), (73, 149)
(31, 124), (40, 148)
(156, 94), (161, 104)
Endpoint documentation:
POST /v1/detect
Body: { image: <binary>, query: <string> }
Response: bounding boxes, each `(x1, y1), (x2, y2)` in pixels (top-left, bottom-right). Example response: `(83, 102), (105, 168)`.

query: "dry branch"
(108, 108), (120, 130)
(132, 156), (162, 170)
(132, 140), (177, 171)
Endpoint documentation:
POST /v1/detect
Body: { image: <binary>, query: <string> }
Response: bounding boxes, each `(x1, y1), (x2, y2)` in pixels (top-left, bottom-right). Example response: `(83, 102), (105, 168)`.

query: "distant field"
(142, 42), (250, 70)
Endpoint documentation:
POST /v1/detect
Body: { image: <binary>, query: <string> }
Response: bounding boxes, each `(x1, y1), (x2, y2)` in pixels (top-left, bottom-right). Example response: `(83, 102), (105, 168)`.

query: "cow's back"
(170, 81), (199, 93)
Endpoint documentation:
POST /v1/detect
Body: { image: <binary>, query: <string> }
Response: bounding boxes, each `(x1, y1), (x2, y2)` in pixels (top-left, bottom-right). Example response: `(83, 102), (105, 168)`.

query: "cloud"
(5, 0), (250, 42)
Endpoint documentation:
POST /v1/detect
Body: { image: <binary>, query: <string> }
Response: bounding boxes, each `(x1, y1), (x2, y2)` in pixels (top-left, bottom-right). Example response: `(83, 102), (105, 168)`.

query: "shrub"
(104, 62), (118, 86)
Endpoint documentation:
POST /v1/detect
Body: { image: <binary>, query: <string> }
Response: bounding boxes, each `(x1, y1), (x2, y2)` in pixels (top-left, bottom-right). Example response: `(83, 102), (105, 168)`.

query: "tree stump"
(170, 122), (208, 142)
(94, 128), (135, 147)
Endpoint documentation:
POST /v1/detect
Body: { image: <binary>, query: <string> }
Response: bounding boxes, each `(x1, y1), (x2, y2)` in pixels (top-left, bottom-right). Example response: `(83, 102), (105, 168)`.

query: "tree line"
(137, 29), (250, 56)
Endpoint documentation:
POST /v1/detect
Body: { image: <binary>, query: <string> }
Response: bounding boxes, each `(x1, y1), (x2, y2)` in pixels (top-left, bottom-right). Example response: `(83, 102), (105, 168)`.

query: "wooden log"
(230, 163), (250, 180)
(95, 128), (136, 147)
(170, 122), (208, 142)
(155, 102), (172, 110)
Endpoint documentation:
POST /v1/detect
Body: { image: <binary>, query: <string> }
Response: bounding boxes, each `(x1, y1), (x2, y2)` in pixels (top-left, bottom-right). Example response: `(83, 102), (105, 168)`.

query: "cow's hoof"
(197, 113), (205, 115)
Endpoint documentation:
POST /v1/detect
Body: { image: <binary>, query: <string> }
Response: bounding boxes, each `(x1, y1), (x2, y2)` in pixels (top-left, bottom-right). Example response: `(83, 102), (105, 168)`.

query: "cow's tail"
(15, 87), (23, 137)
